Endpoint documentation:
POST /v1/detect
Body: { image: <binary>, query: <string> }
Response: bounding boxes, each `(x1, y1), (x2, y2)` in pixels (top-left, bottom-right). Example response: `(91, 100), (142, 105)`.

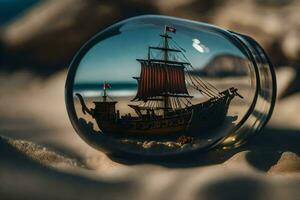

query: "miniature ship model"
(76, 26), (243, 135)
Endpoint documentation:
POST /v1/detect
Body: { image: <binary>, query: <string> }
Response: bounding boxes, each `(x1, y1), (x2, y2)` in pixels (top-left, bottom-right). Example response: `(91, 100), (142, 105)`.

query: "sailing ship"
(76, 26), (243, 136)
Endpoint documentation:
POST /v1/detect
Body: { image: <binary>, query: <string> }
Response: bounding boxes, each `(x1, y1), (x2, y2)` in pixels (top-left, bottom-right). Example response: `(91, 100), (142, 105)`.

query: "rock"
(194, 54), (249, 77)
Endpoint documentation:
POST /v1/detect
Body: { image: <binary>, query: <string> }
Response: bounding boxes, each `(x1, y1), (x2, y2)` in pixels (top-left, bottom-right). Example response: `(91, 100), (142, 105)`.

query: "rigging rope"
(137, 33), (223, 112)
(182, 58), (220, 95)
(186, 68), (218, 97)
(170, 38), (186, 53)
(182, 57), (221, 97)
(185, 69), (213, 97)
(169, 38), (221, 97)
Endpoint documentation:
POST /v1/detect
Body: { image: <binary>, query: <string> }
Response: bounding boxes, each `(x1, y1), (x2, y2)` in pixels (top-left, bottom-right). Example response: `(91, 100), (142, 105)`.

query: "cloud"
(192, 38), (209, 53)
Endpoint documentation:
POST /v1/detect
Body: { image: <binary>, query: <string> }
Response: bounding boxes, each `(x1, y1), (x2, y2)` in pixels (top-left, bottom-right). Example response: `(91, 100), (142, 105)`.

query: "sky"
(74, 18), (246, 85)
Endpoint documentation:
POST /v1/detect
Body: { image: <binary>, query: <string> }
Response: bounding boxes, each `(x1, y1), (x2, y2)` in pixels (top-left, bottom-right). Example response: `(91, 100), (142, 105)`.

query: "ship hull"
(187, 94), (233, 132)
(95, 111), (192, 136)
(93, 94), (234, 136)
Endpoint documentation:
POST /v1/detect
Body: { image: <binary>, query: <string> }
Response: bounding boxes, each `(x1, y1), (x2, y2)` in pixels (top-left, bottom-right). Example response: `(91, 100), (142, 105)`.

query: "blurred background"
(1, 0), (299, 74)
(0, 0), (300, 165)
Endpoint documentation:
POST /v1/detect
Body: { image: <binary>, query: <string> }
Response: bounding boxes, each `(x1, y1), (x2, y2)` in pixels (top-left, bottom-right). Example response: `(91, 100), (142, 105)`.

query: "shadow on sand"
(107, 127), (300, 171)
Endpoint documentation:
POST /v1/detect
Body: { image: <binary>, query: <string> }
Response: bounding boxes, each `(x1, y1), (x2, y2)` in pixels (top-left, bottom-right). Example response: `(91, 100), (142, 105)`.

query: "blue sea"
(73, 82), (137, 97)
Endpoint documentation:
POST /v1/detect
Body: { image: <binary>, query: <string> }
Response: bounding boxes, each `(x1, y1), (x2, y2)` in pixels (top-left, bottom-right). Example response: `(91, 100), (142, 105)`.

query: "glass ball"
(65, 15), (276, 157)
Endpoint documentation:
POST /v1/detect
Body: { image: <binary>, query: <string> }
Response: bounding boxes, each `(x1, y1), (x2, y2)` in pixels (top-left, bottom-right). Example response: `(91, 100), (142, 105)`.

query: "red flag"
(166, 26), (176, 33)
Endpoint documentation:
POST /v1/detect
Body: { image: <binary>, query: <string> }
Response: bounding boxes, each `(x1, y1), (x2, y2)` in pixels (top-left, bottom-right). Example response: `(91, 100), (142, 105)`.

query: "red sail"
(133, 61), (189, 101)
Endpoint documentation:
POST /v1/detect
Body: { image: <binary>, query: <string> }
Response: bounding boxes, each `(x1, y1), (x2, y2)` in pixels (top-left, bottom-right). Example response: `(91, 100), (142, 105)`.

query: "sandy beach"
(0, 68), (300, 199)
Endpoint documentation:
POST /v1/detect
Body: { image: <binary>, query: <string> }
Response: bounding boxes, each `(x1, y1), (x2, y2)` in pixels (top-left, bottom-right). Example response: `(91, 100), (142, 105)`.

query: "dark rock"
(193, 54), (249, 77)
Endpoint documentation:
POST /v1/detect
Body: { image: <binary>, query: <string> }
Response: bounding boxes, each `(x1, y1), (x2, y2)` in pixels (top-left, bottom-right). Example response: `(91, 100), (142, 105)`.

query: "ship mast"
(162, 26), (170, 116)
(132, 26), (193, 115)
(103, 81), (107, 102)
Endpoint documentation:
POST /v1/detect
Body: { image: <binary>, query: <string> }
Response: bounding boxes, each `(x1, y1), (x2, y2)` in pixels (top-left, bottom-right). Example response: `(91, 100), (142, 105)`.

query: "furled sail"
(133, 61), (189, 101)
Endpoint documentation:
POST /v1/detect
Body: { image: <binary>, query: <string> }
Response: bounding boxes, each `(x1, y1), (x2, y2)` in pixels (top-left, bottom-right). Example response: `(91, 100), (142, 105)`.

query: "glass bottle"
(65, 15), (276, 157)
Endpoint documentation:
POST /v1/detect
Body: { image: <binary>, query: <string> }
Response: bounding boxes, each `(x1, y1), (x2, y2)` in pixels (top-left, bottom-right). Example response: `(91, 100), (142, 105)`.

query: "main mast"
(162, 26), (170, 116)
(103, 82), (107, 102)
(132, 26), (192, 114)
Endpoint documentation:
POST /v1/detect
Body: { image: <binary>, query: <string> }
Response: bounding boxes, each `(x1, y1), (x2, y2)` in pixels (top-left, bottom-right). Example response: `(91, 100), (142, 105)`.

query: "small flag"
(165, 26), (176, 33)
(103, 82), (111, 89)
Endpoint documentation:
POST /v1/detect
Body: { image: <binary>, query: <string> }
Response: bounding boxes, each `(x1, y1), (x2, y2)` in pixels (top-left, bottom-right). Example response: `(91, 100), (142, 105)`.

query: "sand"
(0, 68), (300, 199)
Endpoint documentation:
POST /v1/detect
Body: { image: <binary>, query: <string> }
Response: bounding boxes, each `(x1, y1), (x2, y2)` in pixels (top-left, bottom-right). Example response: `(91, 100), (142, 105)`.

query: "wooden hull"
(93, 94), (234, 136)
(187, 95), (233, 131)
(95, 112), (192, 135)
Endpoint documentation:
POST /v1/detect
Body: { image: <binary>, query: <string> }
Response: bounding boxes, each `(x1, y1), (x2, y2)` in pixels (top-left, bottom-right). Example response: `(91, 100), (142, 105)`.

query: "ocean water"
(73, 82), (207, 99)
(73, 82), (137, 97)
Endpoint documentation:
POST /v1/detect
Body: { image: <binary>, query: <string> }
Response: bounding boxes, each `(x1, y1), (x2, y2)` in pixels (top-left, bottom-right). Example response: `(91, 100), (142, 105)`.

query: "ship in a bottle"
(76, 25), (243, 135)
